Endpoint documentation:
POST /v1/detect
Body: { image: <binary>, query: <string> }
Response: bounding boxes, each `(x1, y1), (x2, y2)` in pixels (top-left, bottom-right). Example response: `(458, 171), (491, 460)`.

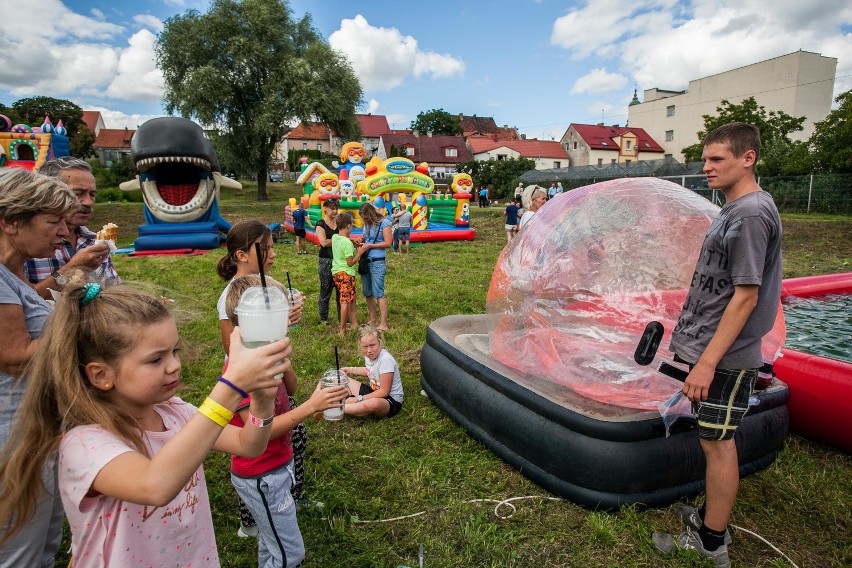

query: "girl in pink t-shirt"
(0, 284), (291, 567)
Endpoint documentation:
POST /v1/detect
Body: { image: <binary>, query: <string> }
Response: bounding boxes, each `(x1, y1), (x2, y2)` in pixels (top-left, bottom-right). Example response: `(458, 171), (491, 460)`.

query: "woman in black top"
(315, 198), (340, 324)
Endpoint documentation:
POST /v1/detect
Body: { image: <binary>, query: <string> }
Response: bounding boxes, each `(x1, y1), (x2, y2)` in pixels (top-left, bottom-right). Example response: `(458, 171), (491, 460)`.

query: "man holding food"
(24, 157), (121, 298)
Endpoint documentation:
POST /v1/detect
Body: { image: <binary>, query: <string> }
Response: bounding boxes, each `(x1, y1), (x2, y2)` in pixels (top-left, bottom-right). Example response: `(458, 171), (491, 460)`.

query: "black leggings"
(318, 257), (340, 322)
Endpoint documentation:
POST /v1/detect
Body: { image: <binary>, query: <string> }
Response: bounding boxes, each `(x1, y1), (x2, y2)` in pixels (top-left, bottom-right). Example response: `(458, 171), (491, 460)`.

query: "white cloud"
(552, 0), (852, 99)
(91, 8), (105, 20)
(133, 14), (165, 33)
(571, 68), (628, 95)
(106, 30), (165, 102)
(366, 99), (381, 114)
(329, 15), (464, 92)
(0, 0), (122, 42)
(89, 107), (162, 130)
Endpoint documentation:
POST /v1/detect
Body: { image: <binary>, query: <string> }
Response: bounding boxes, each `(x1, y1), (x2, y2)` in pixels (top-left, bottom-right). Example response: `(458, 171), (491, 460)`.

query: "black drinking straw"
(334, 346), (340, 381)
(254, 242), (269, 306)
(286, 271), (294, 302)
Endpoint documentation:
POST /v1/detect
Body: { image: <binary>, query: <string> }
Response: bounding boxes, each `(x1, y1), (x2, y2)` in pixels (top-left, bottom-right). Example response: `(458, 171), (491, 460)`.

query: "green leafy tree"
(410, 108), (462, 136)
(808, 90), (852, 173)
(681, 97), (805, 174)
(70, 126), (96, 159)
(11, 96), (85, 139)
(157, 0), (363, 201)
(0, 103), (22, 126)
(457, 157), (535, 199)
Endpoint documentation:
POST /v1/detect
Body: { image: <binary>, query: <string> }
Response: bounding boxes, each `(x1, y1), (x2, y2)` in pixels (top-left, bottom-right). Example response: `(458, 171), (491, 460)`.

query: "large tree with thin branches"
(157, 0), (362, 200)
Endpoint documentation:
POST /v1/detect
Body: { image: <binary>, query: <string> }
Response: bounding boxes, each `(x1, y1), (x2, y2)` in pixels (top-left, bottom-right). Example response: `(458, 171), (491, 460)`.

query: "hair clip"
(80, 283), (102, 306)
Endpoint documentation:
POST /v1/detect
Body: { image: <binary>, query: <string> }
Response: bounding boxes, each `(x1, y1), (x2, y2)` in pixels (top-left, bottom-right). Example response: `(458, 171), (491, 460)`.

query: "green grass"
(69, 182), (852, 567)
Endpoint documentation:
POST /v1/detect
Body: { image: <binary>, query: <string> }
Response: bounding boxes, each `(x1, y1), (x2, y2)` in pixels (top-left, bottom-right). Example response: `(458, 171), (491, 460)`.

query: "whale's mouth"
(137, 156), (215, 217)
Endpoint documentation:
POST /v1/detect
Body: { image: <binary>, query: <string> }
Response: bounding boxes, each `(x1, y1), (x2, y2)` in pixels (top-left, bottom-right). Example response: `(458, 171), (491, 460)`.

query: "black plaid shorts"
(692, 367), (756, 441)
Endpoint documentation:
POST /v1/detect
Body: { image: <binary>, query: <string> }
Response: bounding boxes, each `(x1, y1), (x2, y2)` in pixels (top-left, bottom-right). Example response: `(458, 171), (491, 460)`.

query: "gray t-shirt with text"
(670, 190), (782, 369)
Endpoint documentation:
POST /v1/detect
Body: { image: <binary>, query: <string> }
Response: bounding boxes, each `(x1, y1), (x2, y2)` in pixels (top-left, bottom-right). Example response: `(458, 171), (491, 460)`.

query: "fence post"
(807, 174), (813, 214)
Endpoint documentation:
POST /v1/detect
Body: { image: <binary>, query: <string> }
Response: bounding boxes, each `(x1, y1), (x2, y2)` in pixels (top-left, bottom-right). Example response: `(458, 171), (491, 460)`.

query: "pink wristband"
(248, 412), (274, 428)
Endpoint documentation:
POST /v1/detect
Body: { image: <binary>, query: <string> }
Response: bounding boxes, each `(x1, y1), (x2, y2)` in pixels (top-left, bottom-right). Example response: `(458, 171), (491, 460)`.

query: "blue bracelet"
(217, 376), (248, 399)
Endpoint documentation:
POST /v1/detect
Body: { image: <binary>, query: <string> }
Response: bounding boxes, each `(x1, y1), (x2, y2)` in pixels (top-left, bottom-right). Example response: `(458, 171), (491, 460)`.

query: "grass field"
(69, 181), (852, 567)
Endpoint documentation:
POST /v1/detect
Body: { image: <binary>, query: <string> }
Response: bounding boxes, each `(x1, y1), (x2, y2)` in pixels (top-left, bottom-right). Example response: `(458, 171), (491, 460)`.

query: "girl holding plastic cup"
(340, 325), (404, 418)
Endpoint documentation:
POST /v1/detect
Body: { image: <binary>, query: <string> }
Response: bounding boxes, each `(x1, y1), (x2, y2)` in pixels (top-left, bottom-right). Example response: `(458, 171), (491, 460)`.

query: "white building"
(627, 50), (837, 161)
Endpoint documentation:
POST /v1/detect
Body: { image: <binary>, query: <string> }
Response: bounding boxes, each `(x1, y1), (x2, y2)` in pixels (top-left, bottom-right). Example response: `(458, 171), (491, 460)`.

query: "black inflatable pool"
(420, 314), (790, 510)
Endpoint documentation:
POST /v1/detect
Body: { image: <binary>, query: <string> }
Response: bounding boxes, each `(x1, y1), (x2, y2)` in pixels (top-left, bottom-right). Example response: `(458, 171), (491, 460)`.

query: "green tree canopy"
(808, 89), (852, 174)
(7, 96), (94, 159)
(410, 108), (462, 136)
(681, 97), (806, 174)
(156, 0), (363, 201)
(457, 157), (535, 199)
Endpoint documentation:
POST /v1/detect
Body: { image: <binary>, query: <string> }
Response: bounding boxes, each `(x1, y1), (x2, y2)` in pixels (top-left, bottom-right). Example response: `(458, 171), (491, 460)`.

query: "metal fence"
(520, 162), (851, 215)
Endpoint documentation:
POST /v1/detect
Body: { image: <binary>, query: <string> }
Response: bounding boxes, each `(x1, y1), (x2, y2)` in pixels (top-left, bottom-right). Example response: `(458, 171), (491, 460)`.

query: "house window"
(497, 154), (507, 161)
(597, 158), (603, 166)
(626, 140), (632, 150)
(302, 143), (307, 150)
(573, 141), (578, 150)
(405, 146), (414, 156)
(316, 143), (322, 152)
(611, 159), (616, 164)
(553, 161), (561, 169)
(444, 148), (458, 157)
(667, 105), (675, 117)
(665, 130), (674, 142)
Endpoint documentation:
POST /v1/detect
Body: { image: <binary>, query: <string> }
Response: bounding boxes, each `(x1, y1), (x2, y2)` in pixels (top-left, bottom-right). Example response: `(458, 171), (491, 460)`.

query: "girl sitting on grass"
(0, 284), (289, 567)
(341, 325), (404, 418)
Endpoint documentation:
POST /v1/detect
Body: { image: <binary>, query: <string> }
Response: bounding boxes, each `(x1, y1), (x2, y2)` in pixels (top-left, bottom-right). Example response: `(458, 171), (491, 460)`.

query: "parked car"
(269, 172), (283, 182)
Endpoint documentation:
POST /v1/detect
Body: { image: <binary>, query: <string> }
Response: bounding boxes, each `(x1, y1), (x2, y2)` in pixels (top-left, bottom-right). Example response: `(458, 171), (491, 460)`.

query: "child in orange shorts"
(330, 213), (364, 336)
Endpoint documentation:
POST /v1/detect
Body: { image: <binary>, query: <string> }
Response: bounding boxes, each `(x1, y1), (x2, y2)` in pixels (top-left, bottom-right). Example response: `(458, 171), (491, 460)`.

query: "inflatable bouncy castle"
(0, 114), (70, 171)
(119, 117), (240, 251)
(284, 154), (475, 243)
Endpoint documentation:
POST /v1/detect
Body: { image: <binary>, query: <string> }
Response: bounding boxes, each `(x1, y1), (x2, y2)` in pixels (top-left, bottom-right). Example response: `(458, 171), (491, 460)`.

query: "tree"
(157, 0), (363, 201)
(410, 108), (462, 136)
(70, 126), (96, 159)
(11, 96), (85, 139)
(681, 97), (806, 174)
(808, 90), (852, 174)
(457, 157), (535, 199)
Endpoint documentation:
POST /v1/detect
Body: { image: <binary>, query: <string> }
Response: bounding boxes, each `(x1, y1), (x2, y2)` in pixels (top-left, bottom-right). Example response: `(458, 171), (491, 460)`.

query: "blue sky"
(1, 0), (850, 141)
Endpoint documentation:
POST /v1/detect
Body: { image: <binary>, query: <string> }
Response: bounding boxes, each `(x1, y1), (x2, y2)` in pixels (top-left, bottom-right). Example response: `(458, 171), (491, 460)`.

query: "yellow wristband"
(198, 397), (234, 428)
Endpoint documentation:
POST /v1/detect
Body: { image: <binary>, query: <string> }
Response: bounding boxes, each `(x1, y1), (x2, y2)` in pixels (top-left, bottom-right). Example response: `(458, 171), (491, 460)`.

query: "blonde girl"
(0, 285), (289, 567)
(357, 203), (393, 331)
(341, 325), (404, 418)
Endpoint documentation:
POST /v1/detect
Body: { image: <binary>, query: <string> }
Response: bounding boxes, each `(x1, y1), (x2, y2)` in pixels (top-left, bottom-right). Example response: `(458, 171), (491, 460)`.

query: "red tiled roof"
(381, 133), (472, 164)
(468, 138), (568, 159)
(93, 128), (134, 149)
(458, 114), (499, 136)
(357, 114), (390, 137)
(287, 122), (330, 140)
(571, 124), (664, 152)
(81, 111), (102, 134)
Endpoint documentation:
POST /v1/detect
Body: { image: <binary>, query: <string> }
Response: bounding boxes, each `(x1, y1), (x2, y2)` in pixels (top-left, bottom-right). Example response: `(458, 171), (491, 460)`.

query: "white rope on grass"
(352, 498), (800, 568)
(730, 524), (800, 568)
(351, 495), (562, 524)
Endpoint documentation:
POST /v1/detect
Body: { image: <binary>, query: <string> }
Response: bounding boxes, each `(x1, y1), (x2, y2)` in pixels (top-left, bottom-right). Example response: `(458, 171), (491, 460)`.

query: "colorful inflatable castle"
(0, 114), (70, 171)
(283, 145), (475, 243)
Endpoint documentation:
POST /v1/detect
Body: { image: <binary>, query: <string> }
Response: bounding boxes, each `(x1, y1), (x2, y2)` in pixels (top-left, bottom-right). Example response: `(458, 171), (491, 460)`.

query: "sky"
(1, 0), (850, 141)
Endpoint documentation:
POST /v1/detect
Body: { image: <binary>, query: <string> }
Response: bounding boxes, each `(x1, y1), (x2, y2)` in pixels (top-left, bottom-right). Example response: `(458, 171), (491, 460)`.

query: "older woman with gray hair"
(519, 185), (547, 232)
(0, 168), (77, 566)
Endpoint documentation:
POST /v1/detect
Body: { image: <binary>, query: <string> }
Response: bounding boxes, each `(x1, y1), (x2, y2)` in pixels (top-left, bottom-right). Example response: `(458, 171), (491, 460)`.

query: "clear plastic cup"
(320, 369), (350, 421)
(235, 286), (290, 347)
(285, 288), (304, 328)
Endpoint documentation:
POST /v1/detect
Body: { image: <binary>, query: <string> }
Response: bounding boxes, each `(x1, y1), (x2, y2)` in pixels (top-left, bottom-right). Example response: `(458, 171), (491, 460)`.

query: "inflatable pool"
(775, 272), (852, 453)
(420, 178), (790, 509)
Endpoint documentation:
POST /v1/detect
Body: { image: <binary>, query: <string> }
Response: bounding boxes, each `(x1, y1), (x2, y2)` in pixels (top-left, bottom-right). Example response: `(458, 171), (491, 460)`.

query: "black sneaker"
(653, 529), (731, 568)
(671, 502), (732, 545)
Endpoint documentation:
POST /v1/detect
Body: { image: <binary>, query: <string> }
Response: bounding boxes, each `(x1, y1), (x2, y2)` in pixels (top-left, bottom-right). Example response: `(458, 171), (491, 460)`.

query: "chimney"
(413, 130), (419, 137)
(427, 131), (432, 137)
(520, 134), (526, 140)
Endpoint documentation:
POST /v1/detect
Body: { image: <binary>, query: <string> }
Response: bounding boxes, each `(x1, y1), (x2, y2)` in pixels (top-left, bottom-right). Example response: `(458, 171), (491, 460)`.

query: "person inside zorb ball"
(487, 177), (785, 411)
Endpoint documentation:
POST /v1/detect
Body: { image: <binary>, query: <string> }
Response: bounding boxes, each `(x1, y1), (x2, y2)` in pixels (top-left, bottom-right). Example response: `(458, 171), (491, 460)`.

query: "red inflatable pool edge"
(775, 272), (852, 453)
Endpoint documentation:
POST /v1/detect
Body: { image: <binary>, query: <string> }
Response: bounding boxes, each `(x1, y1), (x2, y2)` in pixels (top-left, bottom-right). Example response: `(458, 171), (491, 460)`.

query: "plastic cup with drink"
(320, 369), (350, 421)
(235, 285), (290, 378)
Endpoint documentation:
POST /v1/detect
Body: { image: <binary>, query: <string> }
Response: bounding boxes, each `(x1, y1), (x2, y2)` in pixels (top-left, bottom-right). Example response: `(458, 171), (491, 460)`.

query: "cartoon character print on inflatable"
(313, 171), (341, 201)
(336, 141), (367, 185)
(119, 117), (241, 251)
(338, 169), (356, 197)
(451, 173), (473, 226)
